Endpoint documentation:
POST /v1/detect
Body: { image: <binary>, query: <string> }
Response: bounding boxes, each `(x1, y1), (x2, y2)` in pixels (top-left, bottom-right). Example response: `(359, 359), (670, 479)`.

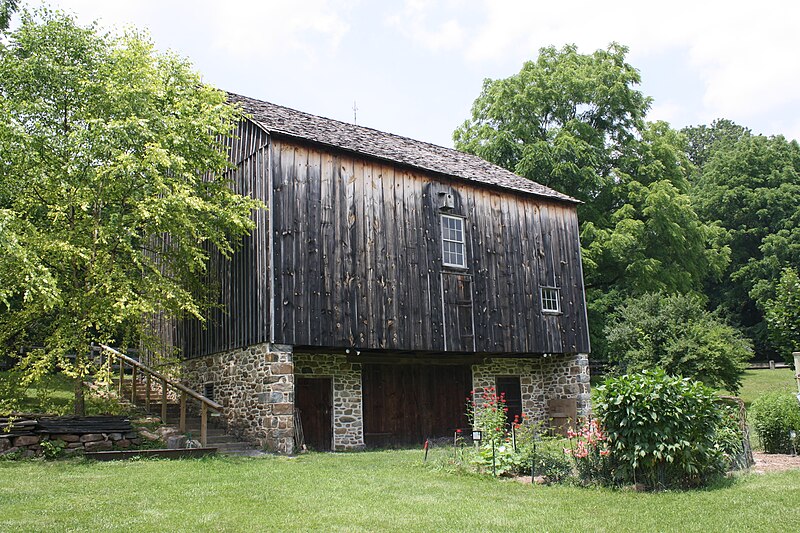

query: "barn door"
(442, 273), (475, 352)
(296, 377), (333, 451)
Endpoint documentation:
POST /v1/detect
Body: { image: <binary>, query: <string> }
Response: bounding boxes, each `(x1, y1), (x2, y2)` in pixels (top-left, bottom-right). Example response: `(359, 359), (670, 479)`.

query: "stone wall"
(294, 353), (364, 451)
(0, 431), (141, 458)
(182, 343), (294, 453)
(471, 353), (590, 424)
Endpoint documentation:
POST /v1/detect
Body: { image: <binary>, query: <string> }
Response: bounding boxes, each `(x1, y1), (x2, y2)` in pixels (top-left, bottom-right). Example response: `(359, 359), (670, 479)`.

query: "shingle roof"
(228, 92), (578, 203)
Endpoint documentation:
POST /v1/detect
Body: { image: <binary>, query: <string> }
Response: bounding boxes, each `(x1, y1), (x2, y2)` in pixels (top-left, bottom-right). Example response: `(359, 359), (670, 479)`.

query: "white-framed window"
(441, 214), (466, 268)
(540, 286), (561, 313)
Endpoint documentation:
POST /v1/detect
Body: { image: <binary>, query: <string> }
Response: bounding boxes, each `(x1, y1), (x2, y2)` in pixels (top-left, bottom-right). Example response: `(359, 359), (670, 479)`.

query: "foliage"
(454, 43), (728, 362)
(714, 402), (747, 470)
(595, 369), (727, 489)
(467, 386), (511, 447)
(749, 392), (800, 454)
(40, 439), (66, 460)
(764, 267), (800, 359)
(565, 418), (613, 484)
(0, 8), (261, 414)
(692, 133), (800, 359)
(527, 437), (573, 482)
(0, 0), (17, 32)
(605, 292), (751, 392)
(681, 119), (750, 170)
(0, 369), (26, 413)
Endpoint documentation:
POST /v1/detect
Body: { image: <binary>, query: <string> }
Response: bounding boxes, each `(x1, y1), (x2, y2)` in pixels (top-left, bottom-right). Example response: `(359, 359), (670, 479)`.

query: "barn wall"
(177, 121), (271, 358)
(271, 137), (590, 354)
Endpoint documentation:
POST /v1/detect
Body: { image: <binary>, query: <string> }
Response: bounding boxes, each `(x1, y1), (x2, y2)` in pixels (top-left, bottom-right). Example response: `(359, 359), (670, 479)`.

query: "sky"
(26, 0), (800, 147)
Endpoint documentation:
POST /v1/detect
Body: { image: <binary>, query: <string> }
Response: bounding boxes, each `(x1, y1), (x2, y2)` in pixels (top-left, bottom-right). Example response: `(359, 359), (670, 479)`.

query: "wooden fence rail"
(99, 344), (222, 447)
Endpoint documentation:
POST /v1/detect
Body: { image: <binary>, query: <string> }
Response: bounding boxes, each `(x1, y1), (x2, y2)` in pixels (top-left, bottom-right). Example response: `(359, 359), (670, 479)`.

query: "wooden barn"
(177, 93), (591, 453)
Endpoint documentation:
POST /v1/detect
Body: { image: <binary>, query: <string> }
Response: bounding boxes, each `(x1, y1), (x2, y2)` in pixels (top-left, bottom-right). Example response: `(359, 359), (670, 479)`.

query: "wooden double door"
(362, 363), (471, 447)
(296, 377), (333, 451)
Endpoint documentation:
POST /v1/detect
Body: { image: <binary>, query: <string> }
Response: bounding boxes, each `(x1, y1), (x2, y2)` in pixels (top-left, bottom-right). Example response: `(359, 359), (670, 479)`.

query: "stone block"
(0, 438), (9, 452)
(84, 440), (113, 452)
(12, 435), (40, 447)
(116, 439), (131, 449)
(108, 433), (123, 441)
(80, 433), (104, 443)
(272, 403), (293, 415)
(67, 442), (84, 449)
(271, 362), (293, 375)
(0, 446), (20, 456)
(51, 433), (80, 443)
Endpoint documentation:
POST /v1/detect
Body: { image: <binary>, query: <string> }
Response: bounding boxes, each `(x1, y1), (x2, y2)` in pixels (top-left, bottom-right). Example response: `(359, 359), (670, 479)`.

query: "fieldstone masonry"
(472, 353), (590, 424)
(294, 353), (365, 450)
(182, 342), (295, 453)
(182, 344), (589, 454)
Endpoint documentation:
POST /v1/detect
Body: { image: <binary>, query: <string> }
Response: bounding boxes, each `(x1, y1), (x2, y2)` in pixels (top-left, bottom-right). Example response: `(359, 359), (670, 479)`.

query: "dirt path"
(751, 452), (800, 473)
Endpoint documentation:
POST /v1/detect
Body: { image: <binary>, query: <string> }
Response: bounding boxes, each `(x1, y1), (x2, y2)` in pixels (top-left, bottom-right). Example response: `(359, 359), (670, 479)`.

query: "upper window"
(540, 286), (561, 313)
(441, 215), (466, 268)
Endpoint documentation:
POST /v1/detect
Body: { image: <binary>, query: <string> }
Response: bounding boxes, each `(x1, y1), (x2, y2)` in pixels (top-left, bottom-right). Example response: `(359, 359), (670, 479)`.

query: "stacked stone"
(471, 352), (591, 425)
(295, 353), (365, 450)
(182, 342), (295, 453)
(0, 430), (142, 458)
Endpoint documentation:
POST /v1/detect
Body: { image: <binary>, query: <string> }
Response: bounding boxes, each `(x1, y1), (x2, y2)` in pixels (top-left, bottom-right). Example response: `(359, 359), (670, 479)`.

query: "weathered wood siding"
(177, 121), (271, 358)
(271, 136), (590, 354)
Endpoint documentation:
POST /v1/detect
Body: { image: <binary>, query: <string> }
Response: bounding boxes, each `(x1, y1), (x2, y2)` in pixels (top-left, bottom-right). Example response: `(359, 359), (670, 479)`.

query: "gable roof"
(228, 92), (578, 204)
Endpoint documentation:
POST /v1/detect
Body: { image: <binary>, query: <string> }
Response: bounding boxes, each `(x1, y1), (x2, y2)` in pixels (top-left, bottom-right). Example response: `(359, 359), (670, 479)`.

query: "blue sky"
(39, 0), (800, 147)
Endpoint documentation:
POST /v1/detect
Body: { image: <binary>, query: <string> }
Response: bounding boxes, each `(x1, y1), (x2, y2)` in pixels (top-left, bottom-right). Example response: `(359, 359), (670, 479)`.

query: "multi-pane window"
(540, 286), (561, 313)
(441, 215), (466, 268)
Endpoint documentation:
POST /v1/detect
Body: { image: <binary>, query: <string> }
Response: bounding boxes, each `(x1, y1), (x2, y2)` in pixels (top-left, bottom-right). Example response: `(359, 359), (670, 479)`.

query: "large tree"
(692, 133), (800, 359)
(0, 8), (260, 414)
(454, 44), (728, 360)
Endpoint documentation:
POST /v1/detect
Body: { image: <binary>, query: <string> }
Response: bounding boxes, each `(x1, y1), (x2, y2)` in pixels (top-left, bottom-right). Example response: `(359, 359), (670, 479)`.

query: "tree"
(604, 292), (752, 393)
(681, 119), (750, 170)
(454, 44), (729, 360)
(764, 267), (800, 361)
(0, 8), (261, 414)
(692, 134), (800, 358)
(0, 0), (17, 32)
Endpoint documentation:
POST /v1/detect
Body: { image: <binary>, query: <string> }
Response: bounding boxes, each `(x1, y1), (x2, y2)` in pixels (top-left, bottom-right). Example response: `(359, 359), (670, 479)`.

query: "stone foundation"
(471, 353), (590, 425)
(294, 353), (365, 450)
(182, 343), (294, 453)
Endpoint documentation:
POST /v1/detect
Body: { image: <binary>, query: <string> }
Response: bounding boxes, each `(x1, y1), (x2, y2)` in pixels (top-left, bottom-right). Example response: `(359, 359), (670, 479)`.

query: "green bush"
(750, 392), (800, 453)
(595, 369), (727, 489)
(605, 292), (752, 393)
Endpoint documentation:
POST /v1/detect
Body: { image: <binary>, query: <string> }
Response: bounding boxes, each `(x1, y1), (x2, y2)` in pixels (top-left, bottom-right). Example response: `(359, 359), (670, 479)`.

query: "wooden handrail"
(99, 344), (222, 411)
(99, 344), (222, 447)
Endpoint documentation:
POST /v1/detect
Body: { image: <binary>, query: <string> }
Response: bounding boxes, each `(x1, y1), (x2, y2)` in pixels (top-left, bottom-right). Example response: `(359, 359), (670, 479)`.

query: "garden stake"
(423, 438), (429, 463)
(492, 439), (496, 476)
(512, 425), (517, 452)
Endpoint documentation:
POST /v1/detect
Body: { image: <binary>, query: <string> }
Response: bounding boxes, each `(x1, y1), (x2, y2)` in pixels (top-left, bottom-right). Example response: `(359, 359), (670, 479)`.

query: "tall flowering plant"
(565, 418), (612, 483)
(467, 387), (509, 447)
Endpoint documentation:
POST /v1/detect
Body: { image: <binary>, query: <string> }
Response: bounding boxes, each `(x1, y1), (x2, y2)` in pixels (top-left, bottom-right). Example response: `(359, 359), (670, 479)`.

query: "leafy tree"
(764, 267), (800, 360)
(604, 292), (752, 392)
(0, 0), (17, 32)
(0, 8), (260, 414)
(692, 134), (800, 358)
(681, 119), (750, 170)
(454, 44), (728, 359)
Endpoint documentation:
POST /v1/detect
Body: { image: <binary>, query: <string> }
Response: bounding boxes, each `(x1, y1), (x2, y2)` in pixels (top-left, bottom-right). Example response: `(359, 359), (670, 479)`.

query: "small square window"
(540, 287), (561, 313)
(441, 215), (466, 268)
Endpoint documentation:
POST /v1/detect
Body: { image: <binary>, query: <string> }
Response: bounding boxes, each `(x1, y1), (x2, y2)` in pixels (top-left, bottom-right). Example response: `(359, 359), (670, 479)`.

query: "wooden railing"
(99, 344), (223, 447)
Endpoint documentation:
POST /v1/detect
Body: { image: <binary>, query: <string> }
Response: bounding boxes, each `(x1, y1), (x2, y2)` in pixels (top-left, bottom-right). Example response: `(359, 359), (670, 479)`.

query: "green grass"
(727, 368), (797, 408)
(0, 451), (798, 532)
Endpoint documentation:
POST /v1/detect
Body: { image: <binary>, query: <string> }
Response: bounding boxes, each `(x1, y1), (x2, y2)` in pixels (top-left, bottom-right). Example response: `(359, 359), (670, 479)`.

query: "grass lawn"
(1, 451), (799, 532)
(727, 368), (797, 408)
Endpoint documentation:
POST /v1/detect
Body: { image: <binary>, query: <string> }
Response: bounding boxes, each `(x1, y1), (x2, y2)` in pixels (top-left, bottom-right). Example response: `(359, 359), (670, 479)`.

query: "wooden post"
(145, 374), (151, 411)
(201, 403), (208, 447)
(118, 358), (124, 395)
(161, 378), (168, 423)
(180, 392), (187, 433)
(793, 352), (800, 394)
(130, 366), (137, 404)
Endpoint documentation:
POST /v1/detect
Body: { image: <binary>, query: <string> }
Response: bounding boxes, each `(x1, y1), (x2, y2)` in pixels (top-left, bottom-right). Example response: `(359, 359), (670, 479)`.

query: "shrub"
(750, 391), (800, 453)
(605, 292), (752, 393)
(565, 419), (613, 484)
(595, 368), (727, 489)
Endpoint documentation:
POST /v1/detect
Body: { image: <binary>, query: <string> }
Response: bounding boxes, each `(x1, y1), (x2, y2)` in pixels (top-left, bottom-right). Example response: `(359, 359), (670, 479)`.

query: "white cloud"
(462, 0), (800, 132)
(209, 0), (355, 63)
(386, 0), (466, 52)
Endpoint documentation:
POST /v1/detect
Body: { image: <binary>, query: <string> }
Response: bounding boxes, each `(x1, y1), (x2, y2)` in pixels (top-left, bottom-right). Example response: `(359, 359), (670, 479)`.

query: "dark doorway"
(362, 363), (471, 447)
(496, 376), (522, 427)
(296, 377), (332, 451)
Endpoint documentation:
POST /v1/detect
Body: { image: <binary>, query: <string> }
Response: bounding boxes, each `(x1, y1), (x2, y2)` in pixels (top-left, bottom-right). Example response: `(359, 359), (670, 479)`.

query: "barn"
(176, 93), (591, 453)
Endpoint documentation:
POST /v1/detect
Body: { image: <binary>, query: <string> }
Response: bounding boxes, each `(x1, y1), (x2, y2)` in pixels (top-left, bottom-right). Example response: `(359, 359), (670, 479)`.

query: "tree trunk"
(73, 350), (86, 416)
